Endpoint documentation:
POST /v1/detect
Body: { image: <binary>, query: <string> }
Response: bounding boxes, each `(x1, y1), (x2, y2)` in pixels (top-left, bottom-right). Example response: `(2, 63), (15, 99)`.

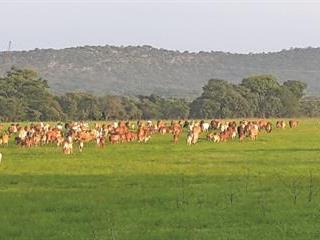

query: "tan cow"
(207, 132), (220, 143)
(172, 122), (182, 144)
(191, 123), (201, 144)
(276, 121), (286, 129)
(77, 131), (95, 142)
(248, 124), (259, 140)
(1, 134), (9, 146)
(79, 141), (84, 152)
(137, 124), (151, 143)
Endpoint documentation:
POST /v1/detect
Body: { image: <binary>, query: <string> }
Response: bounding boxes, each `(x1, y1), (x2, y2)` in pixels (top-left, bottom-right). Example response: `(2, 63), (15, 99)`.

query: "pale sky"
(0, 0), (320, 53)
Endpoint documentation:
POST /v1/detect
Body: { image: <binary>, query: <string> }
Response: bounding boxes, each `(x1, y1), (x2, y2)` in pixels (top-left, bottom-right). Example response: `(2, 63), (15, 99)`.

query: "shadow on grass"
(244, 148), (320, 153)
(202, 147), (320, 154)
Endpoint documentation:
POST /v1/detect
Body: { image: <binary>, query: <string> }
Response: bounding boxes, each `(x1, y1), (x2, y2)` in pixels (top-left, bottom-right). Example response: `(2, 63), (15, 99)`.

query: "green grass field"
(1, 119), (320, 240)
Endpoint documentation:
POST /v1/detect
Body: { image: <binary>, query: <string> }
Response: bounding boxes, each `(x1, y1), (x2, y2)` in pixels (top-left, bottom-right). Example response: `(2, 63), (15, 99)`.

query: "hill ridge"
(1, 44), (320, 98)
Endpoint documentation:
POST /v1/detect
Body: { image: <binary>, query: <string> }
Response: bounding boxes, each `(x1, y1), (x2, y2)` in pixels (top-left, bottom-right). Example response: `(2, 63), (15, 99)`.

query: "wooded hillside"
(0, 45), (319, 98)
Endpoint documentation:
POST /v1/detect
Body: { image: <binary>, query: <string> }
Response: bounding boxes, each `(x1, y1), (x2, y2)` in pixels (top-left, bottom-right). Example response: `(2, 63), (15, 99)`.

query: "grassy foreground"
(1, 119), (320, 240)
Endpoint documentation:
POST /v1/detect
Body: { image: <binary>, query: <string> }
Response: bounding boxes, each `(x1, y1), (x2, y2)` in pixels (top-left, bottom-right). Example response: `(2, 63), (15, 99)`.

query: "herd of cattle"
(0, 119), (298, 154)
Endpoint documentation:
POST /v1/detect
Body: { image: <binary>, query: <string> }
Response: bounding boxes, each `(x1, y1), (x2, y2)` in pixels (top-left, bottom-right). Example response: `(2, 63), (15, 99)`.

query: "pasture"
(0, 119), (320, 240)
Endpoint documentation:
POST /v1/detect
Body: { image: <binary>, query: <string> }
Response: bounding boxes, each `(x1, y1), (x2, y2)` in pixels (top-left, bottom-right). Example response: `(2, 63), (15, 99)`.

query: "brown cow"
(159, 127), (170, 135)
(289, 120), (298, 128)
(96, 136), (105, 148)
(258, 119), (268, 131)
(210, 119), (221, 130)
(137, 123), (151, 143)
(157, 120), (165, 130)
(219, 130), (231, 142)
(77, 131), (95, 142)
(109, 134), (120, 144)
(265, 122), (272, 133)
(125, 132), (134, 142)
(8, 124), (18, 136)
(46, 129), (62, 143)
(237, 123), (246, 141)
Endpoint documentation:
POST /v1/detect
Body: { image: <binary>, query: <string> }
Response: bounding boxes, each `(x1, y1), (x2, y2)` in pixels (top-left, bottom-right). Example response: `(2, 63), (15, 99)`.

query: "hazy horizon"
(1, 42), (319, 55)
(1, 0), (320, 54)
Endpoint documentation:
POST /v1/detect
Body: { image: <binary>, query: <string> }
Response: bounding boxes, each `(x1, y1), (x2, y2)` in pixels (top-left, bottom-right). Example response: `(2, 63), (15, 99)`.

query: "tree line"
(0, 67), (316, 122)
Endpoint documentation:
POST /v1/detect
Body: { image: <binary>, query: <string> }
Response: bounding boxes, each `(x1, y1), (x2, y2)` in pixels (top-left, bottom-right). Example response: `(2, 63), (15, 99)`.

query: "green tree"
(98, 95), (142, 120)
(57, 92), (99, 120)
(278, 81), (306, 117)
(300, 97), (320, 117)
(283, 80), (307, 99)
(160, 98), (190, 119)
(190, 79), (252, 118)
(136, 95), (163, 119)
(241, 75), (282, 117)
(0, 67), (64, 121)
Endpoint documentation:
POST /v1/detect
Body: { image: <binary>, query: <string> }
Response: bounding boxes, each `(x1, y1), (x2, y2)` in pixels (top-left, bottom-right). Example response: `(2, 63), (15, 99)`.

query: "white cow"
(113, 122), (119, 129)
(220, 123), (229, 132)
(201, 122), (210, 132)
(186, 132), (193, 145)
(212, 134), (220, 143)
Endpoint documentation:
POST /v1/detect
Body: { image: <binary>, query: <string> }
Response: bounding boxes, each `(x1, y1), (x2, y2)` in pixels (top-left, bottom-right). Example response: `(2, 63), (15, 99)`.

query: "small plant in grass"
(277, 174), (303, 205)
(91, 228), (97, 240)
(307, 170), (320, 203)
(176, 175), (189, 209)
(275, 220), (289, 239)
(196, 192), (208, 208)
(225, 190), (236, 206)
(258, 191), (270, 218)
(106, 211), (118, 240)
(224, 176), (240, 206)
(243, 167), (251, 194)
